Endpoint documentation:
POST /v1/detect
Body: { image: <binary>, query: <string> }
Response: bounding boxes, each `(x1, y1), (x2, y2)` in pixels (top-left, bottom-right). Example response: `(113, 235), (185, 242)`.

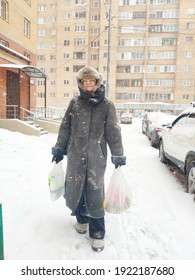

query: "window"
(119, 0), (146, 5)
(162, 24), (178, 32)
(116, 66), (131, 73)
(183, 65), (192, 72)
(38, 17), (46, 24)
(0, 38), (9, 47)
(182, 94), (189, 100)
(50, 92), (55, 98)
(132, 65), (144, 73)
(64, 93), (69, 98)
(184, 51), (192, 58)
(73, 65), (85, 72)
(37, 55), (46, 61)
(183, 80), (190, 87)
(51, 16), (56, 22)
(75, 0), (86, 4)
(146, 79), (174, 87)
(64, 40), (70, 46)
(90, 54), (99, 60)
(73, 52), (86, 59)
(90, 41), (99, 48)
(150, 0), (179, 3)
(187, 8), (195, 15)
(24, 52), (30, 59)
(38, 29), (46, 36)
(38, 80), (45, 86)
(64, 13), (71, 19)
(50, 68), (56, 73)
(24, 18), (30, 37)
(131, 52), (144, 60)
(160, 65), (176, 73)
(38, 4), (46, 11)
(91, 15), (100, 21)
(147, 65), (157, 73)
(38, 43), (46, 49)
(74, 38), (85, 45)
(64, 27), (70, 32)
(50, 42), (56, 48)
(75, 25), (86, 32)
(37, 92), (45, 98)
(51, 4), (57, 10)
(64, 80), (69, 84)
(145, 92), (172, 101)
(116, 80), (130, 87)
(64, 67), (70, 72)
(50, 55), (56, 60)
(148, 52), (158, 59)
(75, 11), (86, 18)
(120, 25), (146, 33)
(131, 79), (142, 86)
(162, 37), (176, 46)
(0, 0), (8, 21)
(64, 53), (70, 59)
(150, 10), (178, 19)
(91, 1), (100, 8)
(116, 92), (142, 100)
(187, 23), (194, 30)
(186, 36), (193, 43)
(51, 29), (57, 36)
(161, 51), (176, 59)
(133, 11), (146, 19)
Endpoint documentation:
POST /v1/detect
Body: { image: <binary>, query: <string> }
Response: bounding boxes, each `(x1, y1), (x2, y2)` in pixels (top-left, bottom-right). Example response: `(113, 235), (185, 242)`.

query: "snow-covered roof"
(0, 64), (47, 79)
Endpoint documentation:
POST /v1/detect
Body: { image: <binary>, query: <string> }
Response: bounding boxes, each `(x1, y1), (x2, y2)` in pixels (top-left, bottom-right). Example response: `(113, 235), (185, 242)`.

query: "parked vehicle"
(149, 114), (177, 147)
(159, 104), (195, 194)
(142, 112), (176, 147)
(120, 113), (132, 124)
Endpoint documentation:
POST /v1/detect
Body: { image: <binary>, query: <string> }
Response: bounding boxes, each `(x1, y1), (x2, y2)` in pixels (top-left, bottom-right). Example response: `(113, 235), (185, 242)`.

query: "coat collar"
(78, 84), (105, 105)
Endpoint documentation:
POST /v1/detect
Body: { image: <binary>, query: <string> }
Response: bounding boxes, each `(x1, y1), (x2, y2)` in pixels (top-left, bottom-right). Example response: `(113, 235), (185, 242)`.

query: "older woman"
(52, 67), (126, 251)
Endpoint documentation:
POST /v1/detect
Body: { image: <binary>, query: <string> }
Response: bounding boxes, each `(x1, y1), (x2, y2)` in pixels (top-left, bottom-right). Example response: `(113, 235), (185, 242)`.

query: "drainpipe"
(0, 203), (4, 260)
(44, 77), (47, 118)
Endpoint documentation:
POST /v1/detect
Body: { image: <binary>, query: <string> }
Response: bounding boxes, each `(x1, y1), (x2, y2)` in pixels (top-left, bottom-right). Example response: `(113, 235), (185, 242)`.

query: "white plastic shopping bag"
(48, 162), (65, 201)
(104, 167), (132, 214)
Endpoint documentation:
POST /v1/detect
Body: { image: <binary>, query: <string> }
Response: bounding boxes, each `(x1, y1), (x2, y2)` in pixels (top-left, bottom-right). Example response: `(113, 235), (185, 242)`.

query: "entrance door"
(6, 70), (20, 118)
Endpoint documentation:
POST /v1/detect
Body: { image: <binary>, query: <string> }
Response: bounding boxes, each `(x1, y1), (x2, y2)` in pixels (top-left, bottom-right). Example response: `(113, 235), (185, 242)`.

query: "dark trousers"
(75, 204), (105, 240)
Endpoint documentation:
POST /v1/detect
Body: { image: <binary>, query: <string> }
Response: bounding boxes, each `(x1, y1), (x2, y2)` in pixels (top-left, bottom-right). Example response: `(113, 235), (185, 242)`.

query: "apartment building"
(36, 0), (195, 109)
(0, 0), (45, 119)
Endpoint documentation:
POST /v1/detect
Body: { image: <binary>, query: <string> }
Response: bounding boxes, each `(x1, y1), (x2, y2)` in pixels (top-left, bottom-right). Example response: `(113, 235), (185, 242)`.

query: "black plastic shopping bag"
(104, 167), (132, 214)
(48, 162), (65, 201)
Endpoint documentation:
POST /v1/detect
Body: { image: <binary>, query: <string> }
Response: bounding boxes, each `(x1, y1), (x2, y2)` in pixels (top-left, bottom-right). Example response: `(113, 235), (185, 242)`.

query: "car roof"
(178, 104), (195, 116)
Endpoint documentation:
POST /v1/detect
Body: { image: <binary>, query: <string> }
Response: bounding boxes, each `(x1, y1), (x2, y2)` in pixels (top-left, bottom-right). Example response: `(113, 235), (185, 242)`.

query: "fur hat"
(76, 67), (103, 92)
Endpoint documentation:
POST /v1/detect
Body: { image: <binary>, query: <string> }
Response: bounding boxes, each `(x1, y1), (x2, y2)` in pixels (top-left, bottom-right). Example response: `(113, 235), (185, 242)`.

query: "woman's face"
(82, 79), (97, 92)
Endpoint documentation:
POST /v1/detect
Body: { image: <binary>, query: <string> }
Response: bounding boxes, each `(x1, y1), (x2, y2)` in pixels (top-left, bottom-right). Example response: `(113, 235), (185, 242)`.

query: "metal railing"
(0, 106), (65, 122)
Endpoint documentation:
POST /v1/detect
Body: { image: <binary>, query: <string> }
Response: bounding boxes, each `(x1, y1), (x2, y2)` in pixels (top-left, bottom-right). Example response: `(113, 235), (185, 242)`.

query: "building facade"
(0, 0), (39, 119)
(36, 0), (195, 109)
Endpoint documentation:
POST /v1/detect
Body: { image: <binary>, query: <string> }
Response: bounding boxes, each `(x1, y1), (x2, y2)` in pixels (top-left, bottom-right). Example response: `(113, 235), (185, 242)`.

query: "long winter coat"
(54, 85), (124, 218)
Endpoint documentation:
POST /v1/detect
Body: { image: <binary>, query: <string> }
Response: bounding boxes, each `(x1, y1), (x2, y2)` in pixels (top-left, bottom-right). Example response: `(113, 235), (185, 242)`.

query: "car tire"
(159, 140), (167, 163)
(151, 140), (156, 147)
(186, 160), (195, 194)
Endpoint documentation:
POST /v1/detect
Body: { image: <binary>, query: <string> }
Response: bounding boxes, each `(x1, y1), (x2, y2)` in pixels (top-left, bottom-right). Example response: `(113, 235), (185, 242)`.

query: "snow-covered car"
(149, 114), (177, 147)
(159, 103), (195, 193)
(142, 112), (176, 146)
(120, 113), (132, 124)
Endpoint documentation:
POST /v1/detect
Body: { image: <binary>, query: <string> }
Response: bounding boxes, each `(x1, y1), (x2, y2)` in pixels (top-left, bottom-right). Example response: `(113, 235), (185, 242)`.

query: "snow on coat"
(54, 73), (124, 218)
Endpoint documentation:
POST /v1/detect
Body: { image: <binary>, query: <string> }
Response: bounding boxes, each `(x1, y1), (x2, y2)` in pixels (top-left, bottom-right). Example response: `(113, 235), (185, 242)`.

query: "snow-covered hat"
(76, 67), (102, 92)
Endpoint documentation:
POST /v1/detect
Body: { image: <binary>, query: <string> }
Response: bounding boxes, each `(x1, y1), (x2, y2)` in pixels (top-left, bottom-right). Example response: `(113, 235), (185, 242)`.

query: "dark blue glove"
(111, 155), (126, 168)
(52, 147), (65, 164)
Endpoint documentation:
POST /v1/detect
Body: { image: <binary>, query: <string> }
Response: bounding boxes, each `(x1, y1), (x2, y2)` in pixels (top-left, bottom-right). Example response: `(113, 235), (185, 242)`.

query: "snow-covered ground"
(1, 118), (195, 261)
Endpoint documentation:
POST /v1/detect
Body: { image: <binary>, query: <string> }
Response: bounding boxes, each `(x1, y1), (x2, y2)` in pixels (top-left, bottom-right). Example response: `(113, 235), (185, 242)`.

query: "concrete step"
(25, 120), (48, 135)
